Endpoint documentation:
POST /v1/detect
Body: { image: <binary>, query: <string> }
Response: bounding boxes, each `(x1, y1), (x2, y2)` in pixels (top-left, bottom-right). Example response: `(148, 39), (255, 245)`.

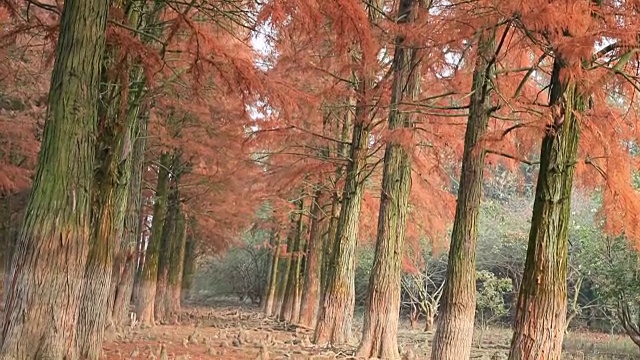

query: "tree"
(356, 0), (424, 358)
(0, 0), (108, 357)
(299, 187), (328, 327)
(507, 55), (583, 360)
(314, 0), (383, 346)
(431, 27), (497, 360)
(136, 152), (171, 327)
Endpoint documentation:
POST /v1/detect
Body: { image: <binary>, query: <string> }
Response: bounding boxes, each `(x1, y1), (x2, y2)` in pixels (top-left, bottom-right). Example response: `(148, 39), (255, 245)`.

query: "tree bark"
(275, 229), (292, 318)
(155, 158), (182, 324)
(508, 58), (582, 360)
(0, 0), (108, 357)
(136, 152), (171, 327)
(280, 198), (304, 323)
(112, 111), (148, 328)
(314, 117), (369, 346)
(76, 41), (149, 359)
(166, 211), (187, 320)
(431, 30), (496, 360)
(299, 188), (327, 328)
(263, 232), (281, 316)
(181, 224), (197, 301)
(356, 2), (421, 358)
(314, 0), (382, 346)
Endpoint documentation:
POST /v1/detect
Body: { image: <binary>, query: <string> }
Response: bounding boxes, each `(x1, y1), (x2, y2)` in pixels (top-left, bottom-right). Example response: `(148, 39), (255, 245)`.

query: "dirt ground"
(102, 300), (639, 359)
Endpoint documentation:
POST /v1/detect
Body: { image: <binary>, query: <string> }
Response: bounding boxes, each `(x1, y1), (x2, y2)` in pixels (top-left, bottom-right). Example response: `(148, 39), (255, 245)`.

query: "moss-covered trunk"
(314, 117), (369, 345)
(356, 1), (422, 358)
(155, 156), (183, 324)
(275, 229), (293, 317)
(0, 0), (108, 357)
(181, 223), (197, 301)
(280, 198), (305, 323)
(166, 211), (187, 320)
(508, 58), (582, 360)
(136, 152), (171, 327)
(299, 188), (327, 328)
(112, 112), (148, 328)
(263, 232), (281, 316)
(430, 30), (496, 360)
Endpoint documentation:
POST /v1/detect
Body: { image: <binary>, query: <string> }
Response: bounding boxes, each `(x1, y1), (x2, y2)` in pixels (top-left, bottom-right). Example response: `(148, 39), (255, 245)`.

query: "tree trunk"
(155, 160), (182, 324)
(314, 118), (369, 346)
(181, 225), (197, 301)
(263, 232), (281, 316)
(112, 112), (148, 328)
(76, 42), (148, 359)
(0, 0), (108, 357)
(299, 188), (327, 327)
(280, 198), (304, 323)
(508, 58), (582, 360)
(314, 0), (382, 345)
(430, 30), (496, 360)
(136, 152), (171, 327)
(356, 2), (421, 358)
(166, 211), (187, 320)
(275, 231), (292, 318)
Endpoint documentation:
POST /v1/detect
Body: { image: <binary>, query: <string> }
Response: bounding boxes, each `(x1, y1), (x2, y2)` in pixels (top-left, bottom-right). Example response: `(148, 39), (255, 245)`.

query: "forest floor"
(102, 299), (639, 360)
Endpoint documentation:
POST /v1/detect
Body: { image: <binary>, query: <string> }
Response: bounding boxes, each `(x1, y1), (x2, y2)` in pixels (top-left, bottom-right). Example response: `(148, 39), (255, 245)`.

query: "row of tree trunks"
(263, 231), (282, 317)
(430, 29), (497, 360)
(299, 187), (327, 328)
(0, 0), (109, 358)
(356, 0), (423, 358)
(155, 154), (185, 324)
(280, 198), (305, 323)
(181, 223), (197, 301)
(112, 112), (149, 329)
(136, 152), (172, 327)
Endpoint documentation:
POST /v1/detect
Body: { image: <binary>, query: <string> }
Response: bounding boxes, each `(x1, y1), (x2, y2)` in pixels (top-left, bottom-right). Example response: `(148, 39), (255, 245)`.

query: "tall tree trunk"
(315, 1), (382, 345)
(112, 112), (148, 329)
(76, 107), (136, 359)
(136, 152), (171, 327)
(430, 29), (496, 360)
(166, 211), (187, 320)
(76, 43), (148, 359)
(280, 198), (304, 323)
(299, 188), (327, 327)
(507, 57), (582, 360)
(155, 158), (182, 324)
(263, 232), (281, 316)
(181, 224), (197, 301)
(275, 230), (293, 318)
(357, 1), (422, 358)
(0, 0), (108, 357)
(314, 117), (369, 345)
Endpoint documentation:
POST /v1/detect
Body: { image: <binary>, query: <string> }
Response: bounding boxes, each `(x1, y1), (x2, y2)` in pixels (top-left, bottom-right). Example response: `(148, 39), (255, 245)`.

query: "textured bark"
(0, 0), (108, 357)
(299, 188), (327, 328)
(280, 198), (305, 323)
(508, 58), (582, 360)
(275, 230), (292, 318)
(357, 1), (421, 358)
(136, 152), (171, 327)
(431, 30), (496, 360)
(315, 1), (382, 345)
(155, 160), (182, 324)
(263, 232), (281, 316)
(112, 112), (148, 328)
(77, 47), (148, 360)
(181, 228), (197, 301)
(315, 118), (369, 345)
(166, 211), (187, 320)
